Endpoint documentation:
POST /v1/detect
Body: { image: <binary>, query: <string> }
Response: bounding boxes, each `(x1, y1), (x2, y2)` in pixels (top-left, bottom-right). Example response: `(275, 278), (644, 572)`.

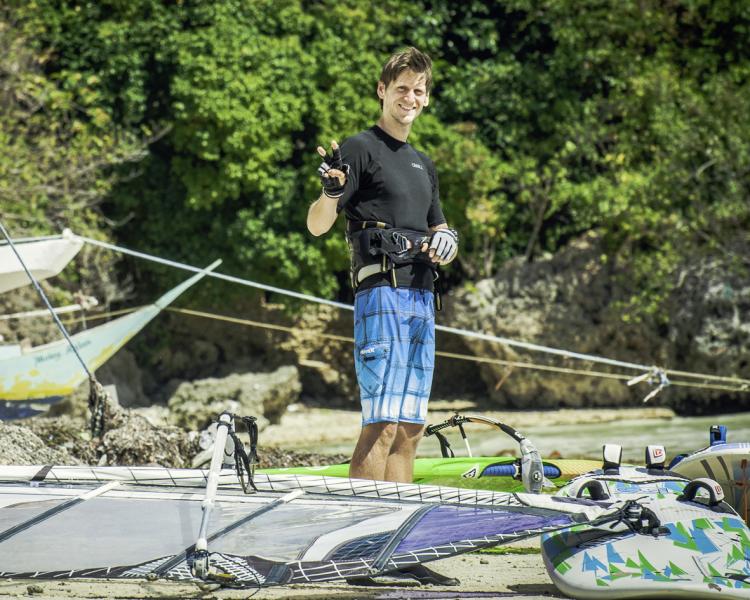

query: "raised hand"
(317, 141), (349, 199)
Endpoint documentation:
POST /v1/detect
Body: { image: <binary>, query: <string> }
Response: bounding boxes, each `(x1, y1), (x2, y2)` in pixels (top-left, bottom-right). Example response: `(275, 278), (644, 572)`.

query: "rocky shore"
(0, 404), (349, 469)
(0, 390), (673, 469)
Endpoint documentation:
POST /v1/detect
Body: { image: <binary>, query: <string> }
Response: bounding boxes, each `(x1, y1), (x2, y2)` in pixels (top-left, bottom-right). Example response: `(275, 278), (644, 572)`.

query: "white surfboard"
(542, 467), (750, 599)
(671, 441), (750, 524)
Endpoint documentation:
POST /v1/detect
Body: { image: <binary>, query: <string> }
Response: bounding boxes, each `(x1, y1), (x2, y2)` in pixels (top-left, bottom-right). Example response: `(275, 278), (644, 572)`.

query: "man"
(307, 47), (459, 486)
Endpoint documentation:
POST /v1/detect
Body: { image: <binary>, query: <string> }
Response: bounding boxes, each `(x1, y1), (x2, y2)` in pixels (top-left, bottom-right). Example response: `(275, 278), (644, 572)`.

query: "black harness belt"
(345, 220), (442, 309)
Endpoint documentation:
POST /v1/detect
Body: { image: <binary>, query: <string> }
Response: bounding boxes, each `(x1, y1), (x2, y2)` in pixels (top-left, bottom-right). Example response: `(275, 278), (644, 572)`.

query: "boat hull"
(0, 231), (83, 294)
(672, 442), (750, 523)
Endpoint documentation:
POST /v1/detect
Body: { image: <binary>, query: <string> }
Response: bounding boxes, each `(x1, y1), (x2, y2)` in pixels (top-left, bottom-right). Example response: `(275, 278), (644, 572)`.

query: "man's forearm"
(307, 192), (339, 236)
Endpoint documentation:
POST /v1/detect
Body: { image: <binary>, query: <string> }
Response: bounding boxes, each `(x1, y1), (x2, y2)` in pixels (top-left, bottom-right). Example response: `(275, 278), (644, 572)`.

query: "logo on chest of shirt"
(411, 162), (425, 171)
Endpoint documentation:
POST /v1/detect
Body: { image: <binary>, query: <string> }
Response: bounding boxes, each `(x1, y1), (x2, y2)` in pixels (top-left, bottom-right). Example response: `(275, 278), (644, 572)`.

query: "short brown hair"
(379, 47), (433, 93)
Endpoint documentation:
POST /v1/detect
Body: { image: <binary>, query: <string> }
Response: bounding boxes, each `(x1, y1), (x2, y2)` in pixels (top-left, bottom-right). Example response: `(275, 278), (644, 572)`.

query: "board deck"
(541, 467), (750, 599)
(671, 442), (750, 524)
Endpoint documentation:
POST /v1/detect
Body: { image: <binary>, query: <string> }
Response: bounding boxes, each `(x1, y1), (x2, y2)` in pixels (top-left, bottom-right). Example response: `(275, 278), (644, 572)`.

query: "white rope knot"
(627, 366), (670, 403)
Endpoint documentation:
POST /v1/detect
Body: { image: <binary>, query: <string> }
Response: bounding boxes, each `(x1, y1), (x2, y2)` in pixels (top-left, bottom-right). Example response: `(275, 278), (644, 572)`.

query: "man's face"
(377, 69), (430, 126)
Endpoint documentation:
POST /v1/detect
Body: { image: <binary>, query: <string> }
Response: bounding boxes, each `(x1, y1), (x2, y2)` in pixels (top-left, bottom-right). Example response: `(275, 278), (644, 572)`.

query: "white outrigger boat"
(0, 229), (83, 294)
(0, 226), (219, 417)
(0, 263), (218, 417)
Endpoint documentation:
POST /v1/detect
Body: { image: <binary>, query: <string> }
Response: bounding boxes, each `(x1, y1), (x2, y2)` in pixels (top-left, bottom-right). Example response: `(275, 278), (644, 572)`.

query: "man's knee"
(360, 421), (399, 448)
(391, 422), (424, 453)
(398, 422), (425, 441)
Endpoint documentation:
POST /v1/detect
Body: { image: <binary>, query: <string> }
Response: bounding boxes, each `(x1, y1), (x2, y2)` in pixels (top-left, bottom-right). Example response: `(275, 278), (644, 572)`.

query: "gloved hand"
(428, 227), (459, 264)
(317, 141), (349, 199)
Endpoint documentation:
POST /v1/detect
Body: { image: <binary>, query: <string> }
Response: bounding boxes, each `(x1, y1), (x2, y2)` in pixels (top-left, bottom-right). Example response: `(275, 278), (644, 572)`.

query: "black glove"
(318, 146), (350, 199)
(429, 228), (459, 264)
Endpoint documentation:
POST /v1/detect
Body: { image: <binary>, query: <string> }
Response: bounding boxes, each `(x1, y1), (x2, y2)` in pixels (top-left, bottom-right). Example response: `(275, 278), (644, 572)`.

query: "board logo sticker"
(461, 466), (479, 479)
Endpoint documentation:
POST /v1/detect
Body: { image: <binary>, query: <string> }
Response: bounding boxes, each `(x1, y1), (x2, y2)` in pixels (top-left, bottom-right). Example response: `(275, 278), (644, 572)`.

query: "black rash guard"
(336, 125), (446, 292)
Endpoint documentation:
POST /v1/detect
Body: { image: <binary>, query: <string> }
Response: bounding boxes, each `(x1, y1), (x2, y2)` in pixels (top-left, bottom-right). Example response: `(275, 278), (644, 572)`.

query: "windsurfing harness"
(346, 220), (441, 307)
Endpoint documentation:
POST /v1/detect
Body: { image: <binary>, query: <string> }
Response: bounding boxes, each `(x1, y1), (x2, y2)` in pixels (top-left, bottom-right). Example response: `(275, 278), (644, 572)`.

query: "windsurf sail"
(0, 463), (614, 587)
(0, 412), (625, 588)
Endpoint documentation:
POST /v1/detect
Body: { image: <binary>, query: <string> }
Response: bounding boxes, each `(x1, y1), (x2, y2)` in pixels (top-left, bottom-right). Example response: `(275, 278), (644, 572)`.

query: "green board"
(261, 456), (602, 493)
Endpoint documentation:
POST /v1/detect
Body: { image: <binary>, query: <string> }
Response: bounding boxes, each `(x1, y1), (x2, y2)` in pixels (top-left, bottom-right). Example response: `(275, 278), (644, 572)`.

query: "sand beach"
(0, 544), (561, 599)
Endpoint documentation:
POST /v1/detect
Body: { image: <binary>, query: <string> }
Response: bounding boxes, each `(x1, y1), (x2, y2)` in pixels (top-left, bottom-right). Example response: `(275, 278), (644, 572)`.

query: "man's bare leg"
(350, 422), (398, 480)
(384, 422), (424, 483)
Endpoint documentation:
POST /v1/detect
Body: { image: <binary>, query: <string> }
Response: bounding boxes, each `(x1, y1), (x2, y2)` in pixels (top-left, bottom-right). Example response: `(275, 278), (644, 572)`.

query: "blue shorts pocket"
(356, 341), (390, 397)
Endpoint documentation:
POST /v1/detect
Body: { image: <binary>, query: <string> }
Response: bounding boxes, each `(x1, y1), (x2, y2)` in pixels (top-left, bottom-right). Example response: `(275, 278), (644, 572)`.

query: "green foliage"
(5, 0), (750, 322)
(168, 1), (314, 208)
(0, 16), (141, 235)
(0, 8), (152, 304)
(414, 0), (750, 320)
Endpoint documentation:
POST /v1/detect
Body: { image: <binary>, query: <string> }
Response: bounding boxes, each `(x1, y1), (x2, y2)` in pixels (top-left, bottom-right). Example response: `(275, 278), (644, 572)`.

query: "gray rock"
(0, 422), (78, 465)
(27, 404), (200, 468)
(95, 348), (149, 407)
(167, 366), (301, 430)
(666, 247), (750, 413)
(278, 304), (358, 406)
(95, 412), (199, 467)
(446, 232), (659, 409)
(444, 231), (750, 413)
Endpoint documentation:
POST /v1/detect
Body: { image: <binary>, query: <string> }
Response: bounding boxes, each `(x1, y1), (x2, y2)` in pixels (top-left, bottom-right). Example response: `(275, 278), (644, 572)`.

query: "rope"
(168, 307), (625, 378)
(166, 307), (749, 395)
(592, 499), (669, 537)
(6, 290), (743, 396)
(1, 223), (108, 434)
(76, 235), (750, 396)
(78, 236), (354, 310)
(75, 305), (749, 393)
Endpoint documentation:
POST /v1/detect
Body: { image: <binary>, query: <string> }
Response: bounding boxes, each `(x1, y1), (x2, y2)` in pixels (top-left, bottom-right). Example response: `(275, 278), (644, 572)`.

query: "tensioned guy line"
(30, 305), (744, 394)
(77, 235), (750, 393)
(78, 236), (354, 309)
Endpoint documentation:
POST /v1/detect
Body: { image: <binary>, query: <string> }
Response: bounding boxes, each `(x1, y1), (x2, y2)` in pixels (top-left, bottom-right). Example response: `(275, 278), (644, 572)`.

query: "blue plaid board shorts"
(353, 286), (435, 425)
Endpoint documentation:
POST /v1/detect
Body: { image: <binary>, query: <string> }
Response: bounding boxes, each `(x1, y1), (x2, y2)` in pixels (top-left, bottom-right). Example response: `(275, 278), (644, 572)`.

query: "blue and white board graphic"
(542, 467), (750, 599)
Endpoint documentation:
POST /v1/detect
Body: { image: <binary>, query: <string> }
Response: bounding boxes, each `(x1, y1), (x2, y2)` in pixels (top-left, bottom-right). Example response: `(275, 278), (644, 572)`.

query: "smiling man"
(307, 47), (459, 491)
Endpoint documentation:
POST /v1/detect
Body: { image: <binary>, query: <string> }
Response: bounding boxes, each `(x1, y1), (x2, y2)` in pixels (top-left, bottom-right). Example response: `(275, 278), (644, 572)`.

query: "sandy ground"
(262, 401), (675, 451)
(0, 542), (562, 599)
